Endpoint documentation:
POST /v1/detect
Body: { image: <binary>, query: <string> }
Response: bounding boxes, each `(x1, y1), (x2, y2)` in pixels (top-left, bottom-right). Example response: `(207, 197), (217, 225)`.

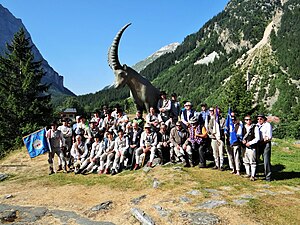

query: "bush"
(272, 121), (300, 139)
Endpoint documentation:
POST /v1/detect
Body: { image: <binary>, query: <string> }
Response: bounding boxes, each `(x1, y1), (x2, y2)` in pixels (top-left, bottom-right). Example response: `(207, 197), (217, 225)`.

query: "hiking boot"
(243, 174), (251, 178)
(183, 162), (191, 167)
(212, 166), (218, 170)
(98, 169), (104, 175)
(105, 169), (109, 174)
(219, 166), (225, 171)
(57, 165), (63, 172)
(199, 164), (206, 168)
(48, 169), (55, 175)
(111, 169), (117, 176)
(147, 162), (152, 167)
(250, 176), (256, 181)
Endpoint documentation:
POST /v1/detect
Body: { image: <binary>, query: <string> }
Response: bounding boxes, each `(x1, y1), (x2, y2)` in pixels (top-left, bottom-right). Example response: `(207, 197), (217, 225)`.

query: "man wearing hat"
(133, 123), (158, 169)
(169, 121), (190, 163)
(58, 119), (73, 170)
(181, 101), (195, 129)
(157, 91), (171, 123)
(170, 93), (180, 123)
(257, 114), (272, 181)
(83, 118), (100, 160)
(46, 121), (66, 174)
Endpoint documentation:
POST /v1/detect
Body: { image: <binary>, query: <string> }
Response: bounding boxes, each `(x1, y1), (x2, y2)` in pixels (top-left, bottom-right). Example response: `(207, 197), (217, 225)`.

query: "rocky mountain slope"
(75, 0), (299, 125)
(132, 42), (180, 72)
(0, 4), (75, 97)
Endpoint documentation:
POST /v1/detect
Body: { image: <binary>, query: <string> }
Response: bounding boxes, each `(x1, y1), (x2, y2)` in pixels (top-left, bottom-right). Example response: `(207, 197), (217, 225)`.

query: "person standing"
(98, 131), (115, 174)
(157, 91), (171, 123)
(58, 119), (73, 170)
(111, 129), (129, 175)
(170, 93), (180, 123)
(46, 121), (66, 174)
(127, 122), (142, 169)
(257, 114), (272, 181)
(207, 107), (224, 170)
(242, 115), (260, 181)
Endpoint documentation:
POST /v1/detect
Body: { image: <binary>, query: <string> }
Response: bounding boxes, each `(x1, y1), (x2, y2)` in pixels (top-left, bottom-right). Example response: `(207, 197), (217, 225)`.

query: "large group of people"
(46, 91), (273, 182)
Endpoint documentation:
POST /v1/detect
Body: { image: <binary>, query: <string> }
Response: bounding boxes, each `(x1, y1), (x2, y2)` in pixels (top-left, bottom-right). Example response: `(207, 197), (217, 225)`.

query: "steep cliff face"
(0, 4), (75, 97)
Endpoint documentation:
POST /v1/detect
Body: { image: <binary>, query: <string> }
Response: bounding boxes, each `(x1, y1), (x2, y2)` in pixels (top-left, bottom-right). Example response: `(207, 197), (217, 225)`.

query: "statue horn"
(108, 23), (131, 70)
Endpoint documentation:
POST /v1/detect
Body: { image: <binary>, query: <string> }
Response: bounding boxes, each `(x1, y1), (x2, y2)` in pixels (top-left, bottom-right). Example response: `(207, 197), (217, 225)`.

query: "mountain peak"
(132, 42), (180, 72)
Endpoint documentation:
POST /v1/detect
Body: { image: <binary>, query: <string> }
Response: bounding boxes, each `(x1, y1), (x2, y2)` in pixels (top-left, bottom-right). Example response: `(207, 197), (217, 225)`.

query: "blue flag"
(225, 108), (238, 145)
(23, 128), (50, 158)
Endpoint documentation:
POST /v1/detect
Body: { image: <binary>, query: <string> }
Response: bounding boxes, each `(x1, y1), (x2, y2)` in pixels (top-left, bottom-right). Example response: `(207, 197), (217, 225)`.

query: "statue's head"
(108, 23), (131, 89)
(113, 67), (127, 88)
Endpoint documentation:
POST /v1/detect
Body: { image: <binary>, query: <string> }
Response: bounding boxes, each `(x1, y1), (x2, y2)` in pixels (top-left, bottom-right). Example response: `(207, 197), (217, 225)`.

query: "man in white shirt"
(257, 114), (272, 182)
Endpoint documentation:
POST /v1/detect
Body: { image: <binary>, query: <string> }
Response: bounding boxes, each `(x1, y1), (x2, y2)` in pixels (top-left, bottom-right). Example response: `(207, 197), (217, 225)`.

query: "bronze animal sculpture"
(108, 23), (161, 113)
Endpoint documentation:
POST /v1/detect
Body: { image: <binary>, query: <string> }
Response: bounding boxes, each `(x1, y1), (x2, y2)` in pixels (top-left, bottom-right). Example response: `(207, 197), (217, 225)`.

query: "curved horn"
(108, 23), (131, 70)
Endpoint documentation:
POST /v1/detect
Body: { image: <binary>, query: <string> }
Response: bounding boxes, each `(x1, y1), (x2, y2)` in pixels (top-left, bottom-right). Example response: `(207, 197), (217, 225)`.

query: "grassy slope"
(0, 139), (299, 224)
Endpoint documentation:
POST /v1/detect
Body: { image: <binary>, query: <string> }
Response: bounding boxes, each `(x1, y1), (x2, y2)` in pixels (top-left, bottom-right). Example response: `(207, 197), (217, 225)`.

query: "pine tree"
(219, 68), (254, 119)
(0, 28), (52, 156)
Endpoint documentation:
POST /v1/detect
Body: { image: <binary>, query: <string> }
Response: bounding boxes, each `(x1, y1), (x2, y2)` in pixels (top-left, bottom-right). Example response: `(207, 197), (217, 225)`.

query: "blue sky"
(0, 0), (229, 95)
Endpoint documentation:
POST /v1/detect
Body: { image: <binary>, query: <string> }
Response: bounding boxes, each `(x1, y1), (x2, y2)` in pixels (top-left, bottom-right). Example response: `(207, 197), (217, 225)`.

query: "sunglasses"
(244, 119), (251, 121)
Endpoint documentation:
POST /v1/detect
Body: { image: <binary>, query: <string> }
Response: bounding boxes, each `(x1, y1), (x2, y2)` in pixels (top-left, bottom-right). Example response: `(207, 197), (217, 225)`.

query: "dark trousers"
(260, 142), (272, 181)
(192, 143), (206, 166)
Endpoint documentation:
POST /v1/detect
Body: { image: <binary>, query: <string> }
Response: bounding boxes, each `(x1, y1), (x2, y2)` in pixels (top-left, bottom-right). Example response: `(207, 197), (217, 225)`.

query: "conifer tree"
(0, 28), (52, 156)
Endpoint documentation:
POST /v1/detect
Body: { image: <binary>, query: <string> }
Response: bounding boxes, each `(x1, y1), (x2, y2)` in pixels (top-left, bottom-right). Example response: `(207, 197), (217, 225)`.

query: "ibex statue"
(108, 23), (161, 113)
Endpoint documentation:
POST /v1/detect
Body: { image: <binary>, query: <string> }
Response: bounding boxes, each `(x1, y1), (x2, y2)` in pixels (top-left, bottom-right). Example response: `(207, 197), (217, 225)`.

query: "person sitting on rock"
(157, 124), (171, 164)
(133, 123), (158, 169)
(169, 121), (189, 164)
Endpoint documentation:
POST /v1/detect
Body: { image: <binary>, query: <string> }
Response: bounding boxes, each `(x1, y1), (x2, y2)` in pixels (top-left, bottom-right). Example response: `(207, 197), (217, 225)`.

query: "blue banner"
(23, 128), (50, 158)
(225, 108), (238, 145)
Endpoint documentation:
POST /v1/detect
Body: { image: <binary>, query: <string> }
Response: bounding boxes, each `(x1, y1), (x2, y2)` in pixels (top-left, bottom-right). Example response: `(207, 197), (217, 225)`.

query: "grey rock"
(187, 190), (200, 196)
(0, 173), (8, 181)
(131, 195), (147, 205)
(153, 178), (160, 189)
(239, 194), (256, 199)
(91, 201), (112, 211)
(0, 209), (17, 222)
(162, 162), (173, 167)
(196, 200), (227, 209)
(180, 196), (192, 203)
(0, 204), (114, 224)
(153, 205), (170, 217)
(203, 188), (218, 193)
(173, 166), (183, 171)
(131, 207), (155, 225)
(179, 211), (220, 225)
(233, 199), (250, 205)
(143, 167), (151, 173)
(4, 194), (13, 199)
(152, 158), (161, 167)
(258, 190), (277, 195)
